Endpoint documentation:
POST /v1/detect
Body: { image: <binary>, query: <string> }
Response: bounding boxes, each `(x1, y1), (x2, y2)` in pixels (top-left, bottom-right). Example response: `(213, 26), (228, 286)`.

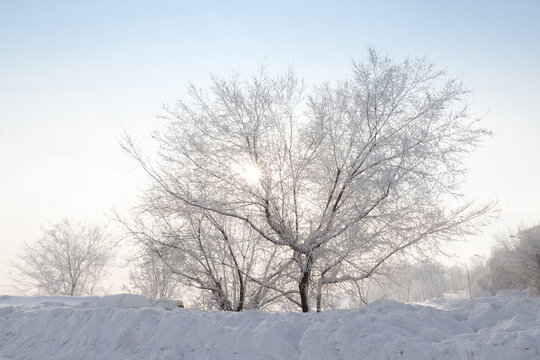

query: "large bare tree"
(124, 49), (493, 312)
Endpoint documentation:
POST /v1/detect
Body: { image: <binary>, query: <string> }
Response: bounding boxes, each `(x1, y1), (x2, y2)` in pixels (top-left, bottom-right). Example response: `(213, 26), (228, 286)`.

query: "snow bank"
(0, 294), (154, 309)
(0, 292), (539, 359)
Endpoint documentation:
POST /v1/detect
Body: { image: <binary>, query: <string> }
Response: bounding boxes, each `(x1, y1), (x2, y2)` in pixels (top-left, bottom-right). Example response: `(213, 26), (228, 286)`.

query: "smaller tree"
(12, 219), (113, 296)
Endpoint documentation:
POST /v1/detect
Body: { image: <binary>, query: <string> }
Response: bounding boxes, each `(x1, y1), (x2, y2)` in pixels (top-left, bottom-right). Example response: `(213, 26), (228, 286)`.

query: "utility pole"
(456, 262), (473, 299)
(467, 265), (472, 299)
(475, 254), (495, 293)
(536, 253), (540, 294)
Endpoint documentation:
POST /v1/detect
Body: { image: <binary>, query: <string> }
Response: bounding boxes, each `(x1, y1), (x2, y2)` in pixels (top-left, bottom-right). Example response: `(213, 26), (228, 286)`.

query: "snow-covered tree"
(119, 191), (294, 311)
(489, 223), (540, 295)
(126, 247), (182, 301)
(12, 219), (113, 296)
(328, 259), (453, 306)
(123, 49), (493, 312)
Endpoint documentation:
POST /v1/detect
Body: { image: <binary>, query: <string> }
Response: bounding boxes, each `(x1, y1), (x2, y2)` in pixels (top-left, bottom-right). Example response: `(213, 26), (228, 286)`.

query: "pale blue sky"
(1, 0), (539, 291)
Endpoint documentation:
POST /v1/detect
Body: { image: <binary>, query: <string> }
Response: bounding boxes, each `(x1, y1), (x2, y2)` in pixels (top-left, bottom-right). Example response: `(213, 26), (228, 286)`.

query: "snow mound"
(0, 292), (539, 359)
(0, 293), (154, 309)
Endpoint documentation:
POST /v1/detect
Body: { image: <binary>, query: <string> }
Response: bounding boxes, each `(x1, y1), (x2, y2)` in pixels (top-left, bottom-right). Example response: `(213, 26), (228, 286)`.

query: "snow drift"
(0, 292), (539, 359)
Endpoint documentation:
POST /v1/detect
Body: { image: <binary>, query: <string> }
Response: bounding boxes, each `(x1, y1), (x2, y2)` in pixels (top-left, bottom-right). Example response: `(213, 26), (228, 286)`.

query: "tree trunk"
(299, 270), (310, 312)
(299, 254), (313, 312)
(236, 275), (245, 312)
(316, 279), (323, 312)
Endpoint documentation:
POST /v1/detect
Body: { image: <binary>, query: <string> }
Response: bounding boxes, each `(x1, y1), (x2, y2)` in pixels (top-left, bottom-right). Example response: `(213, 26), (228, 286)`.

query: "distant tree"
(123, 49), (493, 312)
(12, 219), (113, 296)
(125, 247), (181, 301)
(338, 259), (452, 305)
(489, 223), (540, 295)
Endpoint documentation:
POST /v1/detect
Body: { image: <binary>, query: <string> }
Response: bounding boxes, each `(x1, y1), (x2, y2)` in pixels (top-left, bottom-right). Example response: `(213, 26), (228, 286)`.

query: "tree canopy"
(123, 49), (493, 312)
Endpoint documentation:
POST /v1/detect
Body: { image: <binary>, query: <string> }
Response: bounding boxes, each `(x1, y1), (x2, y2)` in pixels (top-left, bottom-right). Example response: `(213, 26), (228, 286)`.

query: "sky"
(1, 0), (539, 292)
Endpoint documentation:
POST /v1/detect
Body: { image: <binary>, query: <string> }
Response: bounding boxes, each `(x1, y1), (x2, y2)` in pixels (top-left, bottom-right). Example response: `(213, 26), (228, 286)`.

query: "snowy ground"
(0, 292), (539, 360)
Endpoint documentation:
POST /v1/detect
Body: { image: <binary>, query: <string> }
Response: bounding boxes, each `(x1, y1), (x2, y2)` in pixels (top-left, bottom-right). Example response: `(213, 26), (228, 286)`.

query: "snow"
(0, 292), (539, 359)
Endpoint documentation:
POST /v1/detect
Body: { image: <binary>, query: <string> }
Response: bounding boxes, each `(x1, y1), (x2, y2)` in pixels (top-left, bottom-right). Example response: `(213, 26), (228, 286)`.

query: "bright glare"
(234, 163), (261, 185)
(243, 164), (261, 185)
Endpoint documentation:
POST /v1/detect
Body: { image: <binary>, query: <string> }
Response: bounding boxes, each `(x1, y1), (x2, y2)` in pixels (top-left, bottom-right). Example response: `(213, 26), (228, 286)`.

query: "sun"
(242, 163), (261, 185)
(233, 163), (261, 185)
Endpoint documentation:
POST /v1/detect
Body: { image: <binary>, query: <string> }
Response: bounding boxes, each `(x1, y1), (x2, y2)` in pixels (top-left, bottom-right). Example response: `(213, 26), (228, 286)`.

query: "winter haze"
(0, 1), (539, 293)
